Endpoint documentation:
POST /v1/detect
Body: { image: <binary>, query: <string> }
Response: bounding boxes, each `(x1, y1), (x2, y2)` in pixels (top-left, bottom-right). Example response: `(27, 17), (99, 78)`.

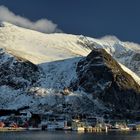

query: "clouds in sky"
(0, 5), (61, 33)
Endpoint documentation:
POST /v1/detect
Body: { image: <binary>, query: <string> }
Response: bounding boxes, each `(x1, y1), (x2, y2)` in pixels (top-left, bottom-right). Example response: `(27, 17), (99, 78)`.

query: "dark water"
(0, 131), (140, 140)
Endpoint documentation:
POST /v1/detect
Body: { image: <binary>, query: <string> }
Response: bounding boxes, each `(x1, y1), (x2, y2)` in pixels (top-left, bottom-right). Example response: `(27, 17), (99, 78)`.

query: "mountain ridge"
(0, 22), (140, 119)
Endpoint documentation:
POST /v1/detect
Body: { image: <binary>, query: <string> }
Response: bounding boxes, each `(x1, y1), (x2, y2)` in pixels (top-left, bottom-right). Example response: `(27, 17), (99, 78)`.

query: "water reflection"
(0, 131), (140, 140)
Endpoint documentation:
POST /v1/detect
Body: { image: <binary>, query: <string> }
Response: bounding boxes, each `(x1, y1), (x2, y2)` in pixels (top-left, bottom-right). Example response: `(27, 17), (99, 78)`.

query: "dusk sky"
(0, 0), (140, 43)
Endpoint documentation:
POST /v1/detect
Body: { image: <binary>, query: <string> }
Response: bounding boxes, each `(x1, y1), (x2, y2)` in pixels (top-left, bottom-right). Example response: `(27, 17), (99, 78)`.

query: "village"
(0, 109), (140, 133)
(0, 89), (140, 133)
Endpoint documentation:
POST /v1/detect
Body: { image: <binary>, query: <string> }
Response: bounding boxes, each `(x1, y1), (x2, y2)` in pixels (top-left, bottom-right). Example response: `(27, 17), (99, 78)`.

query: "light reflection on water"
(0, 131), (140, 140)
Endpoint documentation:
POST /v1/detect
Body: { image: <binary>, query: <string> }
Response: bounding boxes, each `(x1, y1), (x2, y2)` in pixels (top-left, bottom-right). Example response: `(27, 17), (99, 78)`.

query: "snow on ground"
(39, 57), (82, 90)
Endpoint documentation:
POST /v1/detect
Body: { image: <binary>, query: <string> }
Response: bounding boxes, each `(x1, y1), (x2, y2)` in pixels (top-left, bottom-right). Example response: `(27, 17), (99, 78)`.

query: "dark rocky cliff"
(0, 49), (41, 90)
(71, 48), (140, 119)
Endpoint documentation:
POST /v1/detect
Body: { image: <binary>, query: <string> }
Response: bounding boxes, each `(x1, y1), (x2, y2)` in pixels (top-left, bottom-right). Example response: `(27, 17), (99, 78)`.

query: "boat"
(28, 127), (41, 131)
(72, 127), (85, 131)
(120, 127), (130, 131)
(63, 126), (72, 131)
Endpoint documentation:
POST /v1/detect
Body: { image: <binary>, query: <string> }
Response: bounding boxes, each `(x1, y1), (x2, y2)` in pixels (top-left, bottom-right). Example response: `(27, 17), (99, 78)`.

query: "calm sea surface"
(0, 131), (140, 140)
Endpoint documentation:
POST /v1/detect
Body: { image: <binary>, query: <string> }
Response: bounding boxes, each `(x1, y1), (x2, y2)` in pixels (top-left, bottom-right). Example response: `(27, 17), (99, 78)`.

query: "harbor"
(0, 110), (140, 133)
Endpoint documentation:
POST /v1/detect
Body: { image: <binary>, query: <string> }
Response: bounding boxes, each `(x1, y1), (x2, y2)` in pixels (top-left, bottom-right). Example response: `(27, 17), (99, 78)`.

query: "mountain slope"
(0, 48), (42, 110)
(0, 22), (140, 118)
(0, 22), (90, 64)
(71, 48), (140, 118)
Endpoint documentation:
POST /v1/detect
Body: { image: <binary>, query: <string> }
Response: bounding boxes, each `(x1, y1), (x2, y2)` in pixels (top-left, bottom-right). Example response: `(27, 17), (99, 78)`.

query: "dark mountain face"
(71, 48), (140, 118)
(0, 49), (42, 90)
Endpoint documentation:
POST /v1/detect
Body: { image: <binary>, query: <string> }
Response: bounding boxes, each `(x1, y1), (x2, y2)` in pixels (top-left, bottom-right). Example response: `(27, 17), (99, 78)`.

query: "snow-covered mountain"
(0, 22), (140, 118)
(78, 35), (140, 84)
(0, 22), (139, 83)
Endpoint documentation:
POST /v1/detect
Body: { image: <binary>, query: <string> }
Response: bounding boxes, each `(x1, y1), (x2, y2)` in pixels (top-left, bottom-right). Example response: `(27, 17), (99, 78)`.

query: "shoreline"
(0, 127), (138, 132)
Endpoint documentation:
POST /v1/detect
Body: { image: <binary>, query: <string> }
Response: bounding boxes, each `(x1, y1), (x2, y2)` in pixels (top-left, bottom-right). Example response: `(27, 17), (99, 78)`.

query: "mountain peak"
(71, 48), (140, 118)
